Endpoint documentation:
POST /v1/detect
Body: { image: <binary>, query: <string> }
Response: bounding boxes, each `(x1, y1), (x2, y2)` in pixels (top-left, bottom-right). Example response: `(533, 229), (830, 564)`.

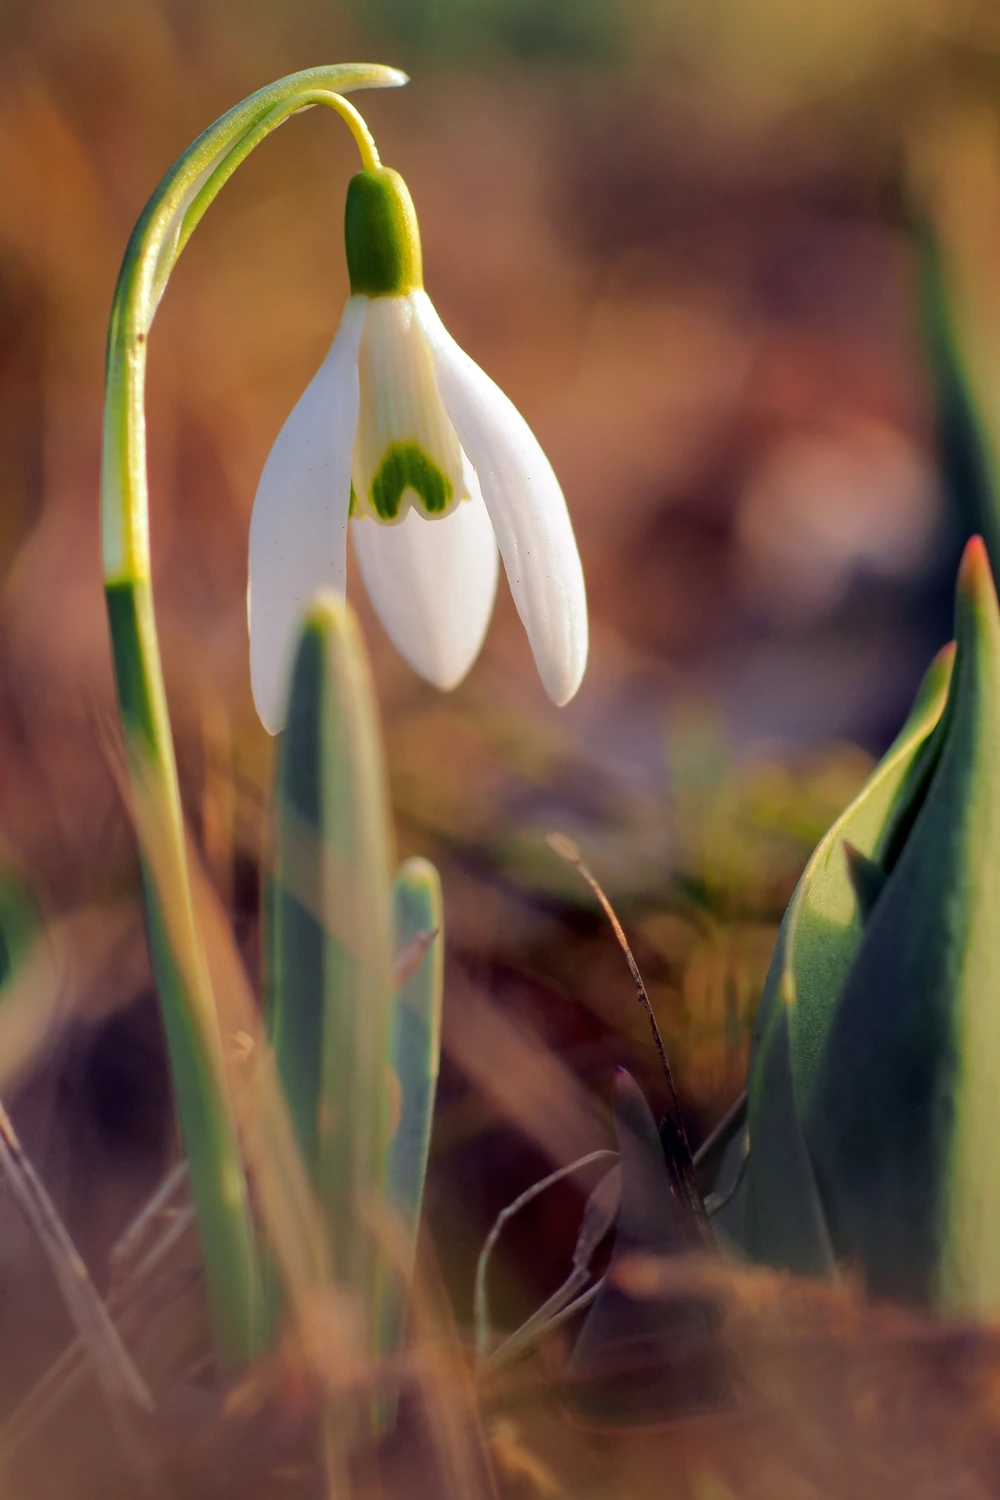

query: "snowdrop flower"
(248, 163), (588, 733)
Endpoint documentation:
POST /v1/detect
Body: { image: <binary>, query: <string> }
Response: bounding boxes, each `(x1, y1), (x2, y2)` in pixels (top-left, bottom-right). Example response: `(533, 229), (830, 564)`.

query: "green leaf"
(842, 843), (886, 925)
(107, 579), (261, 1364)
(779, 640), (954, 1090)
(267, 596), (396, 1346)
(916, 221), (1000, 573)
(739, 979), (835, 1275)
(805, 538), (1000, 1314)
(737, 642), (953, 1274)
(380, 856), (444, 1359)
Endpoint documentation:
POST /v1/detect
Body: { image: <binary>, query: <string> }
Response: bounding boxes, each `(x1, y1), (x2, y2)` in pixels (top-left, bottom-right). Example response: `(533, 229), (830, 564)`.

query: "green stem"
(100, 63), (406, 1365)
(168, 89), (380, 283)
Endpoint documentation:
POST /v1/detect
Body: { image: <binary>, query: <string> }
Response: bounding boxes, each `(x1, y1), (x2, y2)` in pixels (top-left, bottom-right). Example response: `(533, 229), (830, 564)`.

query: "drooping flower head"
(249, 148), (588, 733)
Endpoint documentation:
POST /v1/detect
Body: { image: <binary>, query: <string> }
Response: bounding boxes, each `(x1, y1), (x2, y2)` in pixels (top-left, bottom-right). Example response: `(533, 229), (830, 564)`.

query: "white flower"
(248, 166), (588, 734)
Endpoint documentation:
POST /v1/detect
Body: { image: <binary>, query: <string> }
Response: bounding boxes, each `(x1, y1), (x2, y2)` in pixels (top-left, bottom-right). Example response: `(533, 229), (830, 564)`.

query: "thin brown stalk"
(3, 1159), (196, 1457)
(474, 1151), (616, 1359)
(405, 1241), (501, 1500)
(546, 833), (711, 1239)
(0, 1101), (160, 1491)
(109, 1159), (189, 1280)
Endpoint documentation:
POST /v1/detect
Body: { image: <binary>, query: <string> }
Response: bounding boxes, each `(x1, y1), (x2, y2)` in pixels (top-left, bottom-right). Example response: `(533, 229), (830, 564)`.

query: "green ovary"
(369, 442), (453, 521)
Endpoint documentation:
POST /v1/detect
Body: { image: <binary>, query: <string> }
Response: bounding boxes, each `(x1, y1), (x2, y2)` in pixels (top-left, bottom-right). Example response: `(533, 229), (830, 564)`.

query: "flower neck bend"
(345, 167), (423, 297)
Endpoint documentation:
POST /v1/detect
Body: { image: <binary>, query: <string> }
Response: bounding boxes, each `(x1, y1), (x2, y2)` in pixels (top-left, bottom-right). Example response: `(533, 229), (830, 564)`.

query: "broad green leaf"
(775, 639), (954, 1091)
(737, 642), (953, 1273)
(805, 539), (1000, 1314)
(842, 843), (886, 924)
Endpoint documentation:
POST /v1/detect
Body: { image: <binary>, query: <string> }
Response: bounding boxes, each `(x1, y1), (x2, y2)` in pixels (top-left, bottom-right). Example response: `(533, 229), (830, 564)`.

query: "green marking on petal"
(370, 442), (452, 521)
(349, 482), (357, 518)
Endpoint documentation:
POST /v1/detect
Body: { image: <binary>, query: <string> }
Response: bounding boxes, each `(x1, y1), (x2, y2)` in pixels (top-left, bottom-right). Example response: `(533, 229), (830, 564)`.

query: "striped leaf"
(267, 595), (395, 1347)
(382, 857), (443, 1346)
(806, 538), (1000, 1313)
(732, 641), (953, 1273)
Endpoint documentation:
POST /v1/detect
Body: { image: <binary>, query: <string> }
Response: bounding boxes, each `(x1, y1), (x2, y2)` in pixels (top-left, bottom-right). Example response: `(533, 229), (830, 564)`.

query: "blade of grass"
(109, 1160), (189, 1283)
(474, 1150), (617, 1360)
(0, 1160), (194, 1458)
(0, 1102), (160, 1491)
(401, 1243), (502, 1500)
(0, 1102), (152, 1413)
(1, 1199), (198, 1462)
(546, 833), (711, 1243)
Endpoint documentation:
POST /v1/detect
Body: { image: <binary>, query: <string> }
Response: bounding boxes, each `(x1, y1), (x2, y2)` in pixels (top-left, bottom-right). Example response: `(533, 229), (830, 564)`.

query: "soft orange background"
(0, 0), (999, 1469)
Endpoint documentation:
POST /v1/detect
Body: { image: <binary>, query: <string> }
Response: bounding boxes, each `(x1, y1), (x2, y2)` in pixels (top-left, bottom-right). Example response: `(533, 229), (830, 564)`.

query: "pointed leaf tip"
(303, 589), (352, 636)
(954, 536), (1000, 658)
(798, 535), (1000, 1314)
(957, 535), (994, 603)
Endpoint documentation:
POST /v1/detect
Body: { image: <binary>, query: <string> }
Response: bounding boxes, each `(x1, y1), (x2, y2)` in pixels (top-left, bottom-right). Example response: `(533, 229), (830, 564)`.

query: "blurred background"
(2, 0), (1000, 1472)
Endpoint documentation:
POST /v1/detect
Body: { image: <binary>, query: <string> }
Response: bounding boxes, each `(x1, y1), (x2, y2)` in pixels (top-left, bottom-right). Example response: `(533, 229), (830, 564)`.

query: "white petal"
(411, 291), (588, 705)
(248, 296), (367, 733)
(352, 475), (499, 690)
(352, 294), (465, 523)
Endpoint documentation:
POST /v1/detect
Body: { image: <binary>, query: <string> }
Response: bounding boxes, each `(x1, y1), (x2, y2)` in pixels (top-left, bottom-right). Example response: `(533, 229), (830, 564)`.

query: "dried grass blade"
(546, 832), (710, 1239)
(0, 1103), (162, 1491)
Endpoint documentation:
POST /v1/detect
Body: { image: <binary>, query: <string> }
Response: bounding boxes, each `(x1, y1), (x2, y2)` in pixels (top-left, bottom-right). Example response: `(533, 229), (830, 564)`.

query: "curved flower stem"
(100, 63), (406, 1366)
(168, 91), (380, 283)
